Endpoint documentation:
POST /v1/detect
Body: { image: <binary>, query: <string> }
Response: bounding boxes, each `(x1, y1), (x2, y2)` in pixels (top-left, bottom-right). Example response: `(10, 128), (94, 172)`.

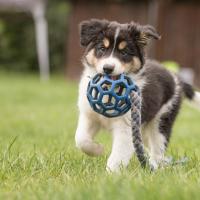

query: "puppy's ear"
(79, 19), (109, 47)
(130, 22), (161, 47)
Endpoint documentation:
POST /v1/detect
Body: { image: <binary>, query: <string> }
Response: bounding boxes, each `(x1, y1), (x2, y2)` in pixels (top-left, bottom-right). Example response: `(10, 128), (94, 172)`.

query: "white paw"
(106, 156), (128, 173)
(76, 139), (104, 156)
(106, 163), (120, 173)
(149, 159), (159, 171)
(149, 157), (169, 170)
(86, 143), (104, 156)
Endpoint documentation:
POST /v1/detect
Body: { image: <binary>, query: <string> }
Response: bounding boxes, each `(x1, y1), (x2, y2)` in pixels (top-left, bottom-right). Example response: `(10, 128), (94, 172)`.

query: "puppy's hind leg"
(145, 122), (167, 170)
(146, 103), (181, 170)
(147, 82), (182, 170)
(75, 113), (103, 156)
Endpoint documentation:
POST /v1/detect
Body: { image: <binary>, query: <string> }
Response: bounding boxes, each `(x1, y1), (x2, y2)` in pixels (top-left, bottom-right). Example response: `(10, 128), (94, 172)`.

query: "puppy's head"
(79, 19), (160, 76)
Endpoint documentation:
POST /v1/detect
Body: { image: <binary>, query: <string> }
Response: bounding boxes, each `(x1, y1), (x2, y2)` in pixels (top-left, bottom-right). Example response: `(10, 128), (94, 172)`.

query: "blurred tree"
(47, 0), (70, 72)
(0, 0), (70, 73)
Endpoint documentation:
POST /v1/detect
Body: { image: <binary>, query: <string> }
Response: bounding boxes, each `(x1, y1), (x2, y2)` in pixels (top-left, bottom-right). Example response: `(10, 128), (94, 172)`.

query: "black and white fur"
(75, 19), (200, 172)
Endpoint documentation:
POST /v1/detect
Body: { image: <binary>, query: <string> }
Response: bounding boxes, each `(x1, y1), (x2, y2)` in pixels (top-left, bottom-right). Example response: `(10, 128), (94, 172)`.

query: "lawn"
(0, 72), (200, 200)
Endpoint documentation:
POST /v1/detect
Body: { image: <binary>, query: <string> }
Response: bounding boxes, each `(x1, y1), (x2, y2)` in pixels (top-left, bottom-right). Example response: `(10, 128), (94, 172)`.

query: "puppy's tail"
(182, 82), (200, 110)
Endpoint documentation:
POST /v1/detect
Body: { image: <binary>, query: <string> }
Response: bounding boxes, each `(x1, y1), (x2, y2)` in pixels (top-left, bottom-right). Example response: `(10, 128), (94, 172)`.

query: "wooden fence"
(66, 0), (200, 86)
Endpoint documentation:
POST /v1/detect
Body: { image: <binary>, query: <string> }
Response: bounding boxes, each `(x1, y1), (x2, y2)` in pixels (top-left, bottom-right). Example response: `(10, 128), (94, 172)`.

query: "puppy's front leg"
(106, 121), (134, 172)
(75, 113), (104, 156)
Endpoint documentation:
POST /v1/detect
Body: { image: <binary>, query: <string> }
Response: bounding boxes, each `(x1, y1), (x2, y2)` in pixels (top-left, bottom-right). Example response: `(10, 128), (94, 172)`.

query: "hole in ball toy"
(110, 96), (116, 105)
(102, 95), (116, 108)
(101, 81), (112, 91)
(118, 99), (126, 107)
(114, 83), (126, 96)
(105, 109), (116, 115)
(91, 87), (100, 100)
(95, 103), (103, 111)
(102, 94), (109, 104)
(117, 99), (127, 111)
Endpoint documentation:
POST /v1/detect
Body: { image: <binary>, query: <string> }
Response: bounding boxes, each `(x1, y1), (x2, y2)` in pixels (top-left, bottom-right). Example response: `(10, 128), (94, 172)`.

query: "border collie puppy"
(75, 19), (200, 172)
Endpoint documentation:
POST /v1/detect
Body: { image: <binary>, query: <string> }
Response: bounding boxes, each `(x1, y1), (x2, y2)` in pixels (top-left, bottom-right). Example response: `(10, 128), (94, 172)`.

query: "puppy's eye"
(99, 46), (106, 52)
(97, 46), (106, 55)
(121, 50), (128, 56)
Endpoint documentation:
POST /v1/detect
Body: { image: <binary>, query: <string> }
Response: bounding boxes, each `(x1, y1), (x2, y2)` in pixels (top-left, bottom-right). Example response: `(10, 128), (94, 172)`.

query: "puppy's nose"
(103, 64), (114, 74)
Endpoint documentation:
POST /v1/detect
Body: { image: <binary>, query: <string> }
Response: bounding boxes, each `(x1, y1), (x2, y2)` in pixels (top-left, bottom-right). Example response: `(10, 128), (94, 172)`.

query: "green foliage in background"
(162, 60), (180, 73)
(47, 0), (71, 72)
(0, 72), (200, 199)
(0, 0), (70, 72)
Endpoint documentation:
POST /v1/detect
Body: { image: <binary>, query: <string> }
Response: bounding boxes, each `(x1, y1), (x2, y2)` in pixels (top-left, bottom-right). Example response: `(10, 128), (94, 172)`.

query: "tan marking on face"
(123, 56), (141, 73)
(132, 57), (142, 71)
(85, 49), (98, 66)
(103, 38), (110, 48)
(118, 41), (127, 50)
(138, 32), (148, 46)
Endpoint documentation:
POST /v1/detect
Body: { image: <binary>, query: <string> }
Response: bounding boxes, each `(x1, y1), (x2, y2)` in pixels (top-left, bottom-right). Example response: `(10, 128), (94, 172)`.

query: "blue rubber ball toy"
(87, 73), (138, 118)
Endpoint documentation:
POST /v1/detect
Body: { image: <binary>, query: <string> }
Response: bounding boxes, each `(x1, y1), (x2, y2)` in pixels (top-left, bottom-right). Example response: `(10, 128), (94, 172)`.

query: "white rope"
(130, 89), (148, 168)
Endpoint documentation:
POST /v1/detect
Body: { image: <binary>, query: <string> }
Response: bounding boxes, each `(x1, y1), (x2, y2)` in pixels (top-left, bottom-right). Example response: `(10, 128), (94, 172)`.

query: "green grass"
(0, 72), (200, 200)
